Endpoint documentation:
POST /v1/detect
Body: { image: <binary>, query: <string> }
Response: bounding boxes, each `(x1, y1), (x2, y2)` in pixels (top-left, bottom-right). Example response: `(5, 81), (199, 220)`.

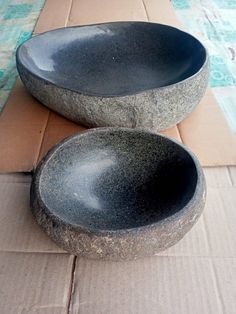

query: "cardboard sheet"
(68, 0), (147, 26)
(229, 166), (236, 185)
(0, 169), (236, 312)
(70, 184), (236, 314)
(72, 257), (221, 314)
(0, 174), (64, 253)
(0, 0), (236, 171)
(33, 0), (73, 34)
(178, 89), (236, 166)
(0, 251), (74, 313)
(0, 80), (49, 172)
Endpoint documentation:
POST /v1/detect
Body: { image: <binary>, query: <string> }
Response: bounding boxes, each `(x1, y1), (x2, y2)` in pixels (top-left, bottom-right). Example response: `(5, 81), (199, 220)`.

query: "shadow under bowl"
(17, 21), (209, 130)
(31, 128), (206, 260)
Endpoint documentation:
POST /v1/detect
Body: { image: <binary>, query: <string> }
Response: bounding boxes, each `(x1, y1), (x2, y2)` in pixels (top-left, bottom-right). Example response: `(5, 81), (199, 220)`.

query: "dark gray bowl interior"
(17, 22), (206, 96)
(38, 129), (198, 231)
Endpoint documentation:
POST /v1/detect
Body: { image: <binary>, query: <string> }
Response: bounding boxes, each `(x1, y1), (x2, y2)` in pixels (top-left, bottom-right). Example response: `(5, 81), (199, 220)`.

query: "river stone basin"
(17, 22), (208, 130)
(31, 128), (206, 260)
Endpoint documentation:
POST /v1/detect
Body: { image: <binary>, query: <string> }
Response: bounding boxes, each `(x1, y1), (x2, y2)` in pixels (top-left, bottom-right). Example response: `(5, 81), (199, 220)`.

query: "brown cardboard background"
(72, 256), (221, 314)
(178, 89), (236, 166)
(33, 0), (73, 34)
(1, 168), (236, 313)
(0, 176), (64, 253)
(69, 170), (236, 313)
(68, 0), (147, 26)
(0, 251), (74, 313)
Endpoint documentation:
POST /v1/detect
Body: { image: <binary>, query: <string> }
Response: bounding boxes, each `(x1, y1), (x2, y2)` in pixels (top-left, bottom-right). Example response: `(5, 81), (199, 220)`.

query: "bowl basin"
(17, 22), (209, 130)
(31, 128), (206, 260)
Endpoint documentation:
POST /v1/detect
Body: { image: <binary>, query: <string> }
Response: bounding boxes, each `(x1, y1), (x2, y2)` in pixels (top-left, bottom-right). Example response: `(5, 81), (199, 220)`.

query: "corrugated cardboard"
(34, 0), (73, 34)
(178, 89), (236, 166)
(67, 0), (147, 26)
(0, 174), (64, 253)
(0, 0), (236, 172)
(38, 111), (86, 163)
(70, 188), (236, 314)
(203, 167), (232, 187)
(144, 0), (183, 28)
(0, 80), (49, 172)
(0, 182), (234, 311)
(203, 187), (236, 257)
(0, 251), (74, 313)
(1, 169), (236, 312)
(229, 166), (236, 185)
(212, 258), (236, 314)
(72, 256), (221, 314)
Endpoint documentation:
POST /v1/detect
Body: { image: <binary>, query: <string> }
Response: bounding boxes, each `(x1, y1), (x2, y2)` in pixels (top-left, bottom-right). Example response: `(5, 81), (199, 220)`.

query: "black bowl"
(31, 128), (206, 260)
(17, 22), (208, 129)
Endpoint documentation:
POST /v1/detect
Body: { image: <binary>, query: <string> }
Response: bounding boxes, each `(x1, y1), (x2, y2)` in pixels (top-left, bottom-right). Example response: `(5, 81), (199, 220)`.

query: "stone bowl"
(31, 128), (206, 261)
(17, 22), (208, 130)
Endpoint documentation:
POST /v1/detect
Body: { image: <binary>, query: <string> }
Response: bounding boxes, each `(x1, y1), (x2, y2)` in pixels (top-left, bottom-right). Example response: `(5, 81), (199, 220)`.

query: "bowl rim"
(16, 21), (209, 98)
(31, 127), (206, 235)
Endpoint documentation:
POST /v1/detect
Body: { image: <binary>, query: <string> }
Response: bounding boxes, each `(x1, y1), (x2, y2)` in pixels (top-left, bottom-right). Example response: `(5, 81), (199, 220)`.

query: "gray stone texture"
(16, 22), (209, 130)
(31, 128), (206, 260)
(18, 60), (209, 130)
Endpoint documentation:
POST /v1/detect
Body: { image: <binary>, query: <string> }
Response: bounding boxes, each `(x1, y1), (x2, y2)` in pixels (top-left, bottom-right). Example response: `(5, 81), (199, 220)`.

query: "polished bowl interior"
(37, 128), (199, 231)
(17, 22), (207, 97)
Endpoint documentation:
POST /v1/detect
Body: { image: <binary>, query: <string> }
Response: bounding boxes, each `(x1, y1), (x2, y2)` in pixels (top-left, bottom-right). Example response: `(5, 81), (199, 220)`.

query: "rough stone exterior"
(18, 60), (209, 131)
(30, 129), (206, 261)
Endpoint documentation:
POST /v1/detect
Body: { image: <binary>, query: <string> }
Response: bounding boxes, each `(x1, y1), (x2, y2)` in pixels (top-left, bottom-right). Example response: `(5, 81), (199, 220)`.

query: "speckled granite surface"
(17, 22), (209, 130)
(31, 128), (206, 260)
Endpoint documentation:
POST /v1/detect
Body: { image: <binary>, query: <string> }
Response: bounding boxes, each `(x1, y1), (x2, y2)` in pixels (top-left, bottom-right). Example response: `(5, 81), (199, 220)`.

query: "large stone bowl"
(30, 128), (206, 261)
(17, 22), (208, 130)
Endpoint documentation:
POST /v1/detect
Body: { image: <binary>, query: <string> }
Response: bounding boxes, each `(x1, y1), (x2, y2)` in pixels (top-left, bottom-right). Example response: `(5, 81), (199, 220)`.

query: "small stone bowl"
(17, 21), (209, 130)
(31, 128), (206, 261)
